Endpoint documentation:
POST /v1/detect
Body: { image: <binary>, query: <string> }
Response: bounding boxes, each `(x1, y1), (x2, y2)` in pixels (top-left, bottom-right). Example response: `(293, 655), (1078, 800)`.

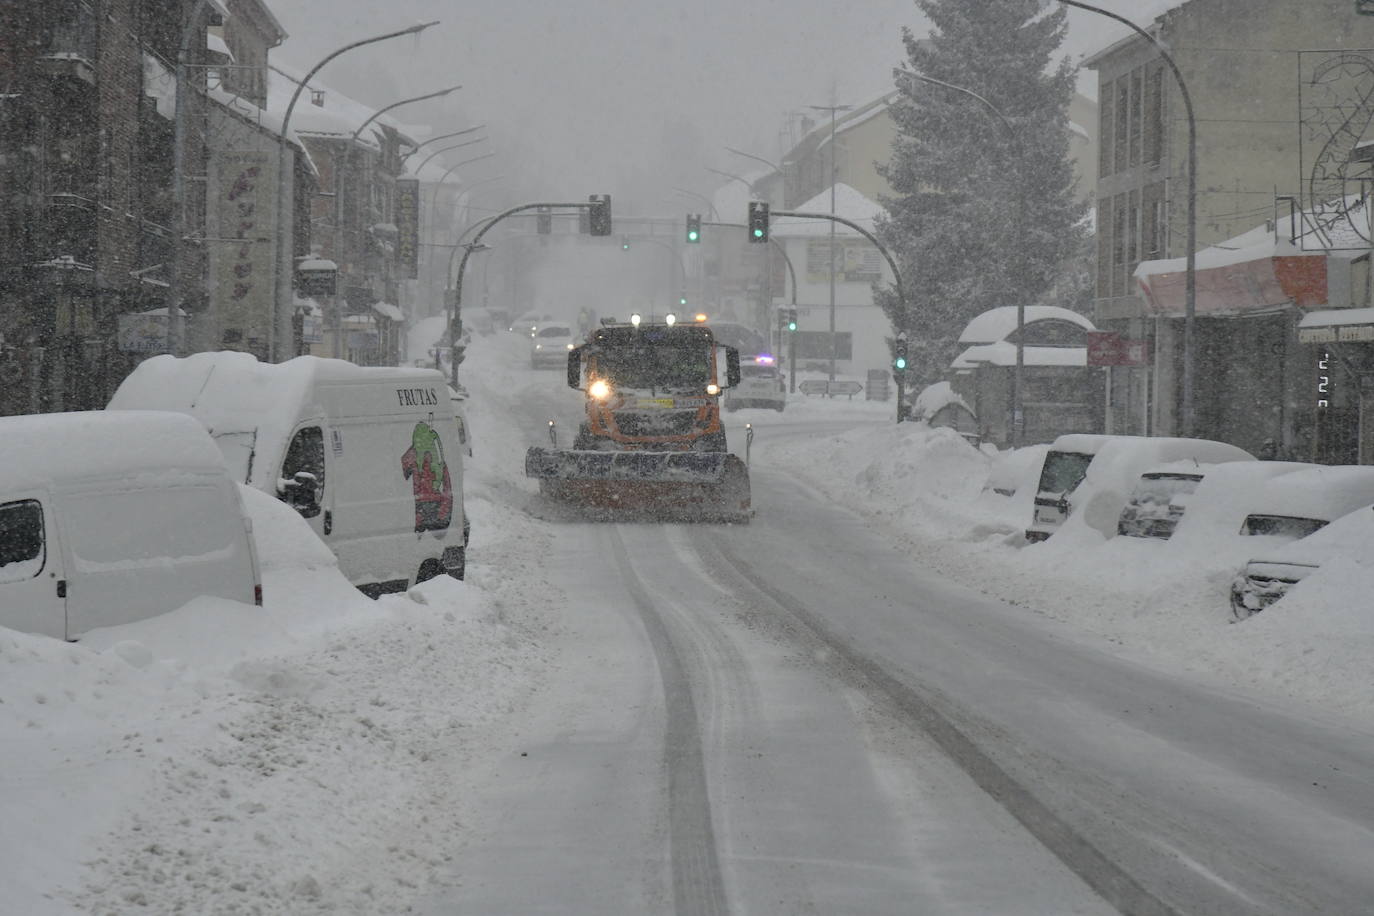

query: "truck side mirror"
(725, 347), (741, 388)
(278, 471), (321, 517)
(566, 347), (583, 390)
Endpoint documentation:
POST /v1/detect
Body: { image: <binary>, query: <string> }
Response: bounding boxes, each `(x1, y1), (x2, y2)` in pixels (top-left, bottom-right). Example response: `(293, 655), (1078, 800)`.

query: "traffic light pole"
(447, 199), (607, 387)
(769, 210), (908, 419)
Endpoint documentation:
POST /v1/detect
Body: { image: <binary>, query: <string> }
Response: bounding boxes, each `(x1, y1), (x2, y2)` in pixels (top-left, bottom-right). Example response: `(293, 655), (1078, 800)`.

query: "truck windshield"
(596, 344), (711, 390)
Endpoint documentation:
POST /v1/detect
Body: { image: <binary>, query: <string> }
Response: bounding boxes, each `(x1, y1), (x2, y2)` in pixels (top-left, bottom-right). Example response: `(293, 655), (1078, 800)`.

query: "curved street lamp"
(1057, 0), (1198, 436)
(401, 124), (486, 164)
(348, 85), (460, 144)
(269, 20), (440, 361)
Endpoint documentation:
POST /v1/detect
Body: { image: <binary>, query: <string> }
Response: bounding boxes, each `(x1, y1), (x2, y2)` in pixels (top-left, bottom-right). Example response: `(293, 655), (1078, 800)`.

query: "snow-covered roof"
(372, 302), (405, 322)
(1300, 307), (1374, 329)
(770, 183), (884, 238)
(912, 381), (973, 420)
(951, 341), (1087, 369)
(0, 411), (227, 493)
(266, 63), (418, 151)
(958, 306), (1095, 345)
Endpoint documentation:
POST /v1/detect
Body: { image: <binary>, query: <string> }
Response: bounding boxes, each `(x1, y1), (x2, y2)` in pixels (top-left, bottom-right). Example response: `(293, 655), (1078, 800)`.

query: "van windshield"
(1038, 451), (1094, 496)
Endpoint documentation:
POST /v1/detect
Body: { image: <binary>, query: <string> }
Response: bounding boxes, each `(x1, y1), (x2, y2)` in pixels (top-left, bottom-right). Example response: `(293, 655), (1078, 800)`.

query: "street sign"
(798, 379), (863, 398)
(1087, 331), (1149, 367)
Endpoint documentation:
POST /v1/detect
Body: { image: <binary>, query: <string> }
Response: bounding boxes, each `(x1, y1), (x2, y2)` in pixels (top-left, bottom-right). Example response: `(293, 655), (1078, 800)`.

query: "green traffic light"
(679, 297), (688, 306)
(687, 230), (699, 242)
(752, 228), (764, 239)
(787, 321), (797, 331)
(894, 357), (908, 370)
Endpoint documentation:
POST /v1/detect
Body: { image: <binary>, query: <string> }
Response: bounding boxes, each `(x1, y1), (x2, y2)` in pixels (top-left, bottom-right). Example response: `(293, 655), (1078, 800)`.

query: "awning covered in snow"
(1297, 307), (1374, 344)
(1134, 240), (1328, 317)
(372, 302), (405, 322)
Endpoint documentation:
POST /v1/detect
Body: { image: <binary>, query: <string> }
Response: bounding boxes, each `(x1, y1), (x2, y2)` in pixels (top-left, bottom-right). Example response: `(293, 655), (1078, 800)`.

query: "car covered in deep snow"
(1226, 466), (1374, 618)
(1025, 434), (1254, 542)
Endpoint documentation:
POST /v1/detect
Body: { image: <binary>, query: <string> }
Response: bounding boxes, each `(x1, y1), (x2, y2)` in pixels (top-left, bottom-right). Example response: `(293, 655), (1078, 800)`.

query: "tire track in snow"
(691, 534), (1181, 916)
(607, 526), (729, 916)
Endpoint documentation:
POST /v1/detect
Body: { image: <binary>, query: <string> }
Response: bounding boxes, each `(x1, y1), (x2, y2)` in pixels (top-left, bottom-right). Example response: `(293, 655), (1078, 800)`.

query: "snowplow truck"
(525, 320), (752, 521)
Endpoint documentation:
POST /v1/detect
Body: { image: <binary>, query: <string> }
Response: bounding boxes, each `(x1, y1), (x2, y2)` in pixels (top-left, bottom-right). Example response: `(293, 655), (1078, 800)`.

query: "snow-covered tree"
(876, 0), (1088, 384)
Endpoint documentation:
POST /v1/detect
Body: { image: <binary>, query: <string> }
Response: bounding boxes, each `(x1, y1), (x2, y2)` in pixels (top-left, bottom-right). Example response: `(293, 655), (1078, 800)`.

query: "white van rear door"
(0, 496), (65, 639)
(57, 479), (257, 638)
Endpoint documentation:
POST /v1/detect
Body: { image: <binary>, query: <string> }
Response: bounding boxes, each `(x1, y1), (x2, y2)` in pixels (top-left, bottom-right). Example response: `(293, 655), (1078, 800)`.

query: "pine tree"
(875, 0), (1087, 385)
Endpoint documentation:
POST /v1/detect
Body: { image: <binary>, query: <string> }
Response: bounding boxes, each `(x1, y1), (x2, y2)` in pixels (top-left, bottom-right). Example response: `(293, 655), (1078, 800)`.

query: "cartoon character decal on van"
(401, 422), (454, 533)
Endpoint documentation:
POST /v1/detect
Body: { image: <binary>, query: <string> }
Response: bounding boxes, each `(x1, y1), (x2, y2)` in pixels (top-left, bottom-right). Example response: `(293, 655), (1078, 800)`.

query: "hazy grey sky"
(266, 0), (1136, 213)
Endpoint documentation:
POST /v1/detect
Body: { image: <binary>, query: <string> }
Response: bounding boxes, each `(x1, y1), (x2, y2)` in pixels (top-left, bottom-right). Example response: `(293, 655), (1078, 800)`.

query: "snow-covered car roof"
(1, 410), (227, 493)
(1236, 465), (1374, 525)
(1167, 461), (1321, 545)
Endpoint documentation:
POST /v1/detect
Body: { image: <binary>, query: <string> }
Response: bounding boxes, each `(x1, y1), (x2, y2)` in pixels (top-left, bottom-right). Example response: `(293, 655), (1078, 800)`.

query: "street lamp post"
(270, 20), (439, 363)
(414, 135), (490, 175)
(1057, 0), (1198, 436)
(400, 124), (485, 165)
(810, 103), (852, 384)
(896, 68), (1027, 445)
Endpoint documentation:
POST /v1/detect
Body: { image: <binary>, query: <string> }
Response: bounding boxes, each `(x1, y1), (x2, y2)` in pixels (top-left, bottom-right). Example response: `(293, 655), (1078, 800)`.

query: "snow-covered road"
(5, 328), (1374, 914)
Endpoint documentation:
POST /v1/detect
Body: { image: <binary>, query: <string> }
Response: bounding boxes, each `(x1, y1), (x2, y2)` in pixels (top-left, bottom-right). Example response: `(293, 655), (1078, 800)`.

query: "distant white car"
(724, 354), (785, 412)
(530, 325), (576, 369)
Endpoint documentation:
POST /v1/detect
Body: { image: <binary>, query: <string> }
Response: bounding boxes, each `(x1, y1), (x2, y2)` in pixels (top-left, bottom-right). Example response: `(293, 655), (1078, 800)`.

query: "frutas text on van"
(396, 387), (440, 407)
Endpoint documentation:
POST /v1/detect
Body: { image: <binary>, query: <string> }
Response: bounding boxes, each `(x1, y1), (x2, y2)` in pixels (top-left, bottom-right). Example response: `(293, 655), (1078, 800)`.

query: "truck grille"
(612, 410), (699, 438)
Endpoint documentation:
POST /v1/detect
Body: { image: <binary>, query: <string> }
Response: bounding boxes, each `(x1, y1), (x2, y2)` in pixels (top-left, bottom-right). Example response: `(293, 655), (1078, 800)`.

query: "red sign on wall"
(1087, 331), (1150, 367)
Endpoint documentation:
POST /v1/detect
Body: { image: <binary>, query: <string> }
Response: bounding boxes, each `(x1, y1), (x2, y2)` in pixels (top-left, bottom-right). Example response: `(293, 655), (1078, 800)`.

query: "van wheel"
(446, 547), (466, 581)
(416, 559), (444, 584)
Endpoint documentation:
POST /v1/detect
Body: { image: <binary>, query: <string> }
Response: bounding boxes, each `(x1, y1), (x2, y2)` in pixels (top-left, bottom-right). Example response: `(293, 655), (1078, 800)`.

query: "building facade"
(1088, 0), (1374, 462)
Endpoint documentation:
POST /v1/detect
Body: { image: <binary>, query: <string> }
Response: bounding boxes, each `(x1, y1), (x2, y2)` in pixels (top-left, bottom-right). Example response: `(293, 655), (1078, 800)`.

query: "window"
(1098, 87), (1115, 178)
(0, 500), (45, 582)
(1114, 78), (1130, 174)
(1129, 70), (1143, 168)
(1241, 515), (1327, 539)
(281, 426), (326, 516)
(1145, 68), (1164, 166)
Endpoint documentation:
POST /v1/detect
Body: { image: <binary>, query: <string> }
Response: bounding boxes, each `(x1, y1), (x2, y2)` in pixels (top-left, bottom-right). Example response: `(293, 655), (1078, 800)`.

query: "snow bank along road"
(419, 342), (1374, 915)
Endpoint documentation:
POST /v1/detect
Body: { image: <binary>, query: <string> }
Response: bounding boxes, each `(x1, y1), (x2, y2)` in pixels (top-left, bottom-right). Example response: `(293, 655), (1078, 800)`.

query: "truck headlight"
(589, 379), (612, 400)
(706, 383), (720, 395)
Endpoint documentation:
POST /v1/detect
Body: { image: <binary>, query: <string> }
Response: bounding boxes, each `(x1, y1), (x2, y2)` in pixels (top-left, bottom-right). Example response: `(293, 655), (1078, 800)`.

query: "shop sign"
(1087, 331), (1149, 366)
(1297, 323), (1374, 344)
(118, 313), (173, 353)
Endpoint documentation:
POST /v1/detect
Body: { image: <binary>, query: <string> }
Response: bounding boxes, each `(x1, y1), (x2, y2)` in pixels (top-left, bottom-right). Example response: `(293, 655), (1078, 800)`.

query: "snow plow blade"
(525, 448), (751, 522)
(526, 447), (730, 482)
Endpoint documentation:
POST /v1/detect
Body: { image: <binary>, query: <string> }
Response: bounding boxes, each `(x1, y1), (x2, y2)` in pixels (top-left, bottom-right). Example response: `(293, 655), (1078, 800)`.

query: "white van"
(0, 411), (262, 641)
(724, 354), (786, 412)
(110, 352), (468, 596)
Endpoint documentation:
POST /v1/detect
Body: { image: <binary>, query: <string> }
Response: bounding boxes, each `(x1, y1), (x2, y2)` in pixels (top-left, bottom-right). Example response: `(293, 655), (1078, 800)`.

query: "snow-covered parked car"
(531, 325), (576, 369)
(1025, 434), (1254, 543)
(1116, 459), (1314, 540)
(1230, 504), (1374, 620)
(1155, 460), (1318, 546)
(1227, 466), (1374, 618)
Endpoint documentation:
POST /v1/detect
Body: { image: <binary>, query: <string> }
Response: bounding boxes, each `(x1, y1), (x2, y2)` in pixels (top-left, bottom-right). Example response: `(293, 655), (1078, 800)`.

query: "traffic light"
(686, 213), (701, 243)
(621, 236), (631, 251)
(748, 201), (770, 243)
(589, 194), (612, 236)
(893, 333), (909, 372)
(786, 308), (798, 332)
(536, 206), (551, 235)
(679, 295), (689, 308)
